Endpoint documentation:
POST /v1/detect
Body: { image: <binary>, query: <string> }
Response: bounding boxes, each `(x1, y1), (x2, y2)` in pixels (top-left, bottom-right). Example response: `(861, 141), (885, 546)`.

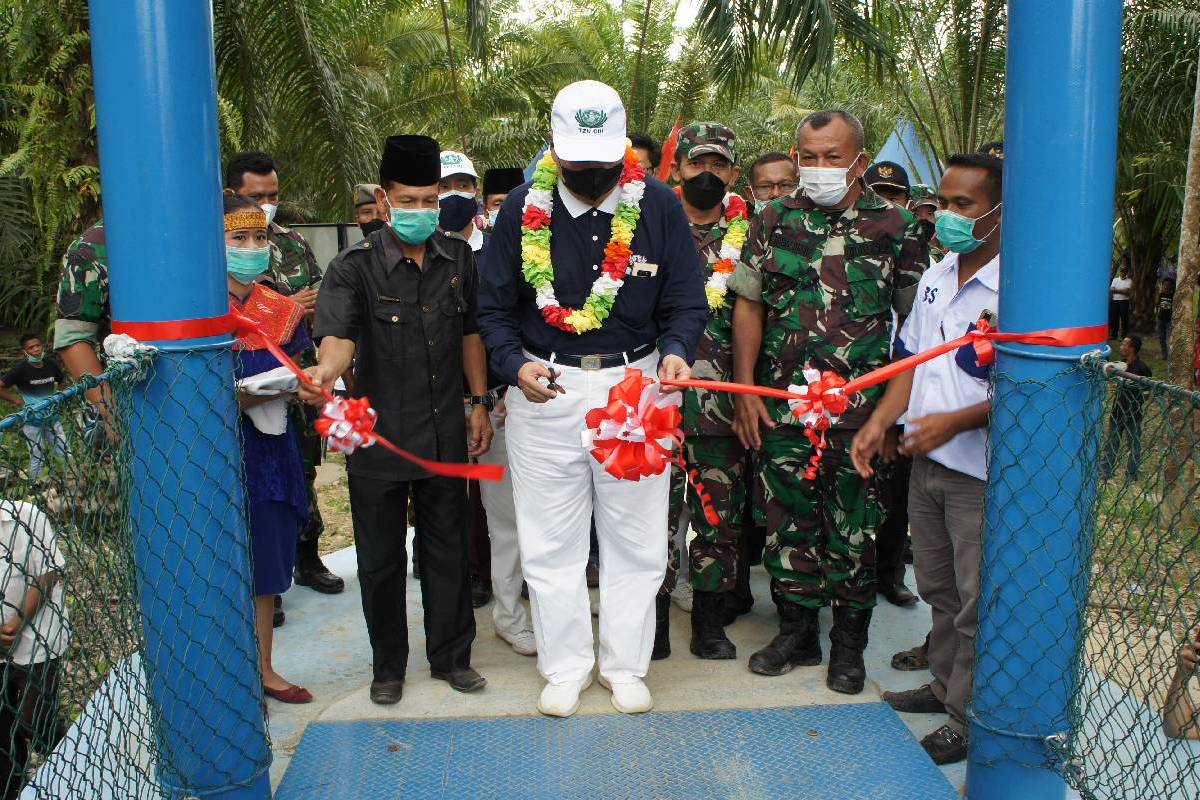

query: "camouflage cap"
(678, 122), (737, 164)
(353, 183), (381, 207)
(908, 183), (938, 209)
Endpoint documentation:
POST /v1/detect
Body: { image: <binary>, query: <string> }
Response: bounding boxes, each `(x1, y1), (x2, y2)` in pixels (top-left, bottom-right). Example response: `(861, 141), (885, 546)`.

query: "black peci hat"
(483, 168), (526, 197)
(379, 135), (441, 187)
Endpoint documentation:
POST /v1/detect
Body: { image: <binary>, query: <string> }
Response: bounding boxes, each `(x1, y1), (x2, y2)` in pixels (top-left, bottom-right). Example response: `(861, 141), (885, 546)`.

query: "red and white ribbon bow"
(786, 368), (850, 479)
(582, 369), (682, 481)
(315, 396), (378, 454)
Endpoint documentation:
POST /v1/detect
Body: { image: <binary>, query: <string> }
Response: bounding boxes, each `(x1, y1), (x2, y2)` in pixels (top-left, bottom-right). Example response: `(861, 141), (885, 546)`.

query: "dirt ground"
(314, 453), (354, 555)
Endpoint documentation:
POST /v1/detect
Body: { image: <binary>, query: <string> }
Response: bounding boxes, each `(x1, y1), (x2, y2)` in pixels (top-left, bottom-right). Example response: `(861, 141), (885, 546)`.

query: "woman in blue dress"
(224, 194), (313, 704)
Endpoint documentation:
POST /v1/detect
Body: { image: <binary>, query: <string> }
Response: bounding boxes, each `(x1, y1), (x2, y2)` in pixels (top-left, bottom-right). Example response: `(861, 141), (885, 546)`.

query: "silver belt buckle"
(580, 354), (603, 371)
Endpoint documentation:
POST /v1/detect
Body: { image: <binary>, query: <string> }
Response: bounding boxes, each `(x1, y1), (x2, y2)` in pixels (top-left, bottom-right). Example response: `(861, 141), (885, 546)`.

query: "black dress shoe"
(294, 556), (346, 594)
(882, 683), (946, 713)
(370, 679), (405, 705)
(470, 575), (493, 609)
(879, 581), (918, 607)
(272, 595), (285, 628)
(921, 725), (968, 764)
(431, 667), (487, 693)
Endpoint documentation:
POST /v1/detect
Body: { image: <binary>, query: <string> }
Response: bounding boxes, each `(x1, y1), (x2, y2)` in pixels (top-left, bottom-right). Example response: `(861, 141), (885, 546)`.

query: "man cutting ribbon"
(478, 80), (707, 718)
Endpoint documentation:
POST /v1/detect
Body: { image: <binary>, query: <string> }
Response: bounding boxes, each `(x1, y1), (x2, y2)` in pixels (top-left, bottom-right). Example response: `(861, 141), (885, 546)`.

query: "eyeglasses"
(751, 180), (799, 195)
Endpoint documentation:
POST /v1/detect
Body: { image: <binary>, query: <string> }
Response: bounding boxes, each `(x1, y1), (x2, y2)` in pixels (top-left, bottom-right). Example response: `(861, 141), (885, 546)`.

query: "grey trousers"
(908, 456), (985, 735)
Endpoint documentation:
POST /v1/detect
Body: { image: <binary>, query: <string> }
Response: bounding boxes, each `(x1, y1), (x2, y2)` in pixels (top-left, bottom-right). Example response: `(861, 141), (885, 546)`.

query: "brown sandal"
(890, 634), (930, 671)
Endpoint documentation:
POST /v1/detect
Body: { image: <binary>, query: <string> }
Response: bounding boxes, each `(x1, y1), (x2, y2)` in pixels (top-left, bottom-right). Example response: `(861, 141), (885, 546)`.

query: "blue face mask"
(389, 206), (439, 244)
(226, 245), (270, 283)
(439, 191), (478, 232)
(934, 204), (1001, 254)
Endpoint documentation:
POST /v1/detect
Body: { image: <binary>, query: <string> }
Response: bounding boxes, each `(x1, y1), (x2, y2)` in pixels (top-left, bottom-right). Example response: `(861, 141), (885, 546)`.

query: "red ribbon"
(582, 369), (720, 524)
(231, 315), (503, 482)
(663, 322), (1110, 479)
(112, 314), (236, 341)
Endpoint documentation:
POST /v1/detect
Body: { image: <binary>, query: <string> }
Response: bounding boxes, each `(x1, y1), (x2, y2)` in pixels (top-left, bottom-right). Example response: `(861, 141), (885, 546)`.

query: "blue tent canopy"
(874, 118), (942, 187)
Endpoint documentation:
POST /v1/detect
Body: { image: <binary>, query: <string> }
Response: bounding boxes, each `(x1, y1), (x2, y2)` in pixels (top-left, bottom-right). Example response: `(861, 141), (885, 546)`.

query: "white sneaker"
(537, 675), (593, 717)
(598, 675), (653, 714)
(670, 581), (693, 612)
(497, 628), (537, 656)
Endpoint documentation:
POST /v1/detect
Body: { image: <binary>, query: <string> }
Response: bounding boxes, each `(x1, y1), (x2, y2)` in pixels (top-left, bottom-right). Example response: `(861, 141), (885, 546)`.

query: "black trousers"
(876, 452), (912, 589)
(1, 660), (64, 800)
(348, 473), (475, 681)
(1109, 299), (1131, 339)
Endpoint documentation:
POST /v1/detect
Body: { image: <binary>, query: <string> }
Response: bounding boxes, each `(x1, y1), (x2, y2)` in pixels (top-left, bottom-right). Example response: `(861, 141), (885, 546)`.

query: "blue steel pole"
(87, 2), (270, 798)
(967, 1), (1122, 798)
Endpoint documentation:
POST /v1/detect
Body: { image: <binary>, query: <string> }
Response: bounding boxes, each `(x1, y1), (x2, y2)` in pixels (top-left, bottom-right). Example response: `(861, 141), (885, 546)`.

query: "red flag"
(657, 119), (681, 183)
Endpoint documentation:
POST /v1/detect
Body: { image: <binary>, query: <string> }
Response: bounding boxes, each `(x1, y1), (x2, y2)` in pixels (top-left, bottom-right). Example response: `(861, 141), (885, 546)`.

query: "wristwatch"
(466, 394), (495, 411)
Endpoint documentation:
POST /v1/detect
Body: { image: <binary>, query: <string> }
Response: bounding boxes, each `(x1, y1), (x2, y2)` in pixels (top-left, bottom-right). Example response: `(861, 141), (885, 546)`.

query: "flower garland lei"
(675, 189), (749, 310)
(520, 144), (646, 333)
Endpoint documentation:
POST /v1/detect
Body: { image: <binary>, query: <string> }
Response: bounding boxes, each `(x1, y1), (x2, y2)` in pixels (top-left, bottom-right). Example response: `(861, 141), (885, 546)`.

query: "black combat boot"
(651, 593), (671, 660)
(748, 603), (821, 676)
(827, 605), (872, 694)
(690, 591), (736, 659)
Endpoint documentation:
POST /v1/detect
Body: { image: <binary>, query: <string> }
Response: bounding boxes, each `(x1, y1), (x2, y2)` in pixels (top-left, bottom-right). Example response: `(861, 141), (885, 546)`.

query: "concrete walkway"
(268, 543), (968, 793)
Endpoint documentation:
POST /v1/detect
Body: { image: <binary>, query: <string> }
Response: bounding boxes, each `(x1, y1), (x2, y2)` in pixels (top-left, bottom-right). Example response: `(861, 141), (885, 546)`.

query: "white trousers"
(505, 350), (669, 684)
(476, 407), (531, 638)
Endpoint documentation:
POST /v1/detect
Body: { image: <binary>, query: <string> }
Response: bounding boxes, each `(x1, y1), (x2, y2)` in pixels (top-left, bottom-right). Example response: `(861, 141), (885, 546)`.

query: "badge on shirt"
(630, 255), (658, 277)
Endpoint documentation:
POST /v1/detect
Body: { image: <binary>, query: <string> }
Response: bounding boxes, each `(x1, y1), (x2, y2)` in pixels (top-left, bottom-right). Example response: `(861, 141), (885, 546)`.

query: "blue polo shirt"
(477, 176), (708, 384)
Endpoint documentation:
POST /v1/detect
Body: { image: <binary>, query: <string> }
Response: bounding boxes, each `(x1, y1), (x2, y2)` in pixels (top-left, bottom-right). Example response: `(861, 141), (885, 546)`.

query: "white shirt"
(1110, 276), (1132, 300)
(0, 500), (68, 664)
(897, 252), (999, 481)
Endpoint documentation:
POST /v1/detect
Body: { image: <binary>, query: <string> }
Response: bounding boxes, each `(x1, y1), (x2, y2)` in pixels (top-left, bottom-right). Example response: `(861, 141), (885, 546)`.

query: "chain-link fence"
(0, 348), (268, 799)
(974, 355), (1200, 799)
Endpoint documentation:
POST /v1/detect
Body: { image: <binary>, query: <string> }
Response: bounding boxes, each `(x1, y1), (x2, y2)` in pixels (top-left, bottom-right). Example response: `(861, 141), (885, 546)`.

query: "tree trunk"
(1167, 55), (1200, 391)
(1162, 54), (1199, 501)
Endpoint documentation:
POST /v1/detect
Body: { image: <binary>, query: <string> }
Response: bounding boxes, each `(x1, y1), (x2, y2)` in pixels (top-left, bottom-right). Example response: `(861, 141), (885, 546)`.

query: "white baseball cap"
(550, 80), (627, 163)
(439, 150), (478, 180)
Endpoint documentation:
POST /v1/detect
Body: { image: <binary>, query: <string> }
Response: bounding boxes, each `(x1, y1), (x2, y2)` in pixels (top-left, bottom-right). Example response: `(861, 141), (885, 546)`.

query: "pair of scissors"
(546, 367), (565, 395)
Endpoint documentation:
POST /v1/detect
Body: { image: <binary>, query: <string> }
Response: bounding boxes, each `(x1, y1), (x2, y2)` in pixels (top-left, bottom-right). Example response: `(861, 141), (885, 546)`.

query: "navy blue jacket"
(477, 176), (707, 384)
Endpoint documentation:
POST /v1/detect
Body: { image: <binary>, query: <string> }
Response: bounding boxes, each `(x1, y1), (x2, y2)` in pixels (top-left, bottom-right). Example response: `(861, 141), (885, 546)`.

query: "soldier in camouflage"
(54, 222), (113, 430)
(908, 183), (943, 263)
(225, 151), (344, 597)
(657, 122), (753, 662)
(727, 110), (927, 694)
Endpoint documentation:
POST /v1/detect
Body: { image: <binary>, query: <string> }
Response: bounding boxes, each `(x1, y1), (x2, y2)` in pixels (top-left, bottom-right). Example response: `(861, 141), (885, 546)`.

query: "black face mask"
(360, 218), (386, 237)
(919, 219), (936, 242)
(560, 163), (623, 202)
(681, 171), (727, 211)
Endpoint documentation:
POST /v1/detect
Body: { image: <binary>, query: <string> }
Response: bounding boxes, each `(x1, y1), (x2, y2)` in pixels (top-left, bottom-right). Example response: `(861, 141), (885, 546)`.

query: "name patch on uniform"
(844, 240), (892, 259)
(768, 231), (819, 254)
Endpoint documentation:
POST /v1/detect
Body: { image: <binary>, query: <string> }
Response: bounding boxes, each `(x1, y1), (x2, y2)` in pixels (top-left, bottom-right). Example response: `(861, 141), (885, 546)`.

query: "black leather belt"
(525, 343), (656, 370)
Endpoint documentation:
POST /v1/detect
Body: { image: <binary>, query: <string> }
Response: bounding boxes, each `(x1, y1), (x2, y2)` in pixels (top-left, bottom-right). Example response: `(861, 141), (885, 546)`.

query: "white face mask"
(798, 152), (863, 208)
(260, 203), (278, 226)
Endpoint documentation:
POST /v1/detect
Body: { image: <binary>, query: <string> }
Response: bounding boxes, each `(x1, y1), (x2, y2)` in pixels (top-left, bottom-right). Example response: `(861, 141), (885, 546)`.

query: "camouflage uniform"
(54, 223), (109, 351)
(265, 223), (326, 546)
(659, 123), (751, 597)
(727, 187), (926, 609)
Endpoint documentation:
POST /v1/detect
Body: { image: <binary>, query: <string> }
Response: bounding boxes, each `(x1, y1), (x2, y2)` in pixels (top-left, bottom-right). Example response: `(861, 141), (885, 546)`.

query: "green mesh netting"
(0, 349), (269, 799)
(973, 356), (1199, 799)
